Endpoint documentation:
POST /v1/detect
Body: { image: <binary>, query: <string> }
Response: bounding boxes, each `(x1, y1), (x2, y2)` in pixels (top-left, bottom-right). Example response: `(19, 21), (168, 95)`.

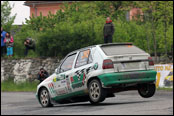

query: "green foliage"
(13, 1), (173, 59)
(135, 1), (173, 62)
(13, 24), (39, 57)
(1, 1), (16, 32)
(1, 79), (39, 92)
(157, 87), (173, 91)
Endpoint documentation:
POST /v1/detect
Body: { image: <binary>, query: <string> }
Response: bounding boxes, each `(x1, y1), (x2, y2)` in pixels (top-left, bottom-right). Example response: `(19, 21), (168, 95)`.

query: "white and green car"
(36, 43), (157, 107)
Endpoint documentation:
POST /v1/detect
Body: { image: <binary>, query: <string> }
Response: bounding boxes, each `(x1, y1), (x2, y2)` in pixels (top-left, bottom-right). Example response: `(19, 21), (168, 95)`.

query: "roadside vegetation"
(1, 79), (173, 92)
(1, 1), (173, 91)
(1, 79), (39, 92)
(157, 87), (173, 91)
(1, 1), (173, 63)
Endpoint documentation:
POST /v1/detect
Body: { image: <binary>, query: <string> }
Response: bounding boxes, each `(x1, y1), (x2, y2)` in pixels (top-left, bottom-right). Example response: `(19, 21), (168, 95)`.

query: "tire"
(138, 83), (156, 98)
(88, 79), (106, 104)
(39, 88), (53, 107)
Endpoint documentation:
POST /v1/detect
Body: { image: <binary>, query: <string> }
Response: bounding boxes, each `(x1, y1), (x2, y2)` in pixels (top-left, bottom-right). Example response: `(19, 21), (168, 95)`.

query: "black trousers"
(1, 46), (6, 57)
(104, 35), (113, 43)
(25, 46), (35, 56)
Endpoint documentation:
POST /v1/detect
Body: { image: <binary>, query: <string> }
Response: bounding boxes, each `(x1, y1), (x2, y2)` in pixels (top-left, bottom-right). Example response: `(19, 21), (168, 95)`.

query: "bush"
(12, 1), (173, 59)
(1, 79), (39, 92)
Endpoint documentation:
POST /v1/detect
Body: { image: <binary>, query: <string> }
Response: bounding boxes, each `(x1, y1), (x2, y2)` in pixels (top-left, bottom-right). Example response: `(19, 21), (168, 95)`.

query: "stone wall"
(1, 58), (60, 83)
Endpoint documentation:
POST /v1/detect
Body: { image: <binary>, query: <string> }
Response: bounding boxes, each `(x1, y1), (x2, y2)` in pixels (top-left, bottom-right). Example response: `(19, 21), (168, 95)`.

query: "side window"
(75, 49), (93, 68)
(60, 54), (76, 72)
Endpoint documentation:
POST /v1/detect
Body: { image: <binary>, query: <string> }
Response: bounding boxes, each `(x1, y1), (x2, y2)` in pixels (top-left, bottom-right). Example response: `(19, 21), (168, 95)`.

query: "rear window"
(101, 45), (145, 56)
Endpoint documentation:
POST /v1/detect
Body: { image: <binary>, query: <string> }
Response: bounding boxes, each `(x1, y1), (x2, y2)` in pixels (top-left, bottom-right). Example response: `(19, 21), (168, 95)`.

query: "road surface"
(1, 90), (173, 115)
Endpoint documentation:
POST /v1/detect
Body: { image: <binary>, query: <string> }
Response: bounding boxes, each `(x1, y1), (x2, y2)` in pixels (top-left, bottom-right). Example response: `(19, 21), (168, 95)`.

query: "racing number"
(82, 50), (90, 59)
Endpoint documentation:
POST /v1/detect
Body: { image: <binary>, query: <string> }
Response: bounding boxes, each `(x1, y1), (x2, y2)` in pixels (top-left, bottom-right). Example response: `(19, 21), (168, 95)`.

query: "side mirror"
(55, 68), (59, 74)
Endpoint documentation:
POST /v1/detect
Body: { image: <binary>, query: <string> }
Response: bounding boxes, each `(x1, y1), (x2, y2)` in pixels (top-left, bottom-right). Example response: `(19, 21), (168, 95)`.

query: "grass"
(1, 79), (173, 92)
(157, 87), (173, 91)
(1, 79), (39, 92)
(1, 50), (39, 59)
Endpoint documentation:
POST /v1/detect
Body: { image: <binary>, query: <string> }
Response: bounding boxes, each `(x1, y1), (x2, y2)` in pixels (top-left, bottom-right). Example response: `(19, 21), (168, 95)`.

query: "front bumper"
(98, 70), (157, 87)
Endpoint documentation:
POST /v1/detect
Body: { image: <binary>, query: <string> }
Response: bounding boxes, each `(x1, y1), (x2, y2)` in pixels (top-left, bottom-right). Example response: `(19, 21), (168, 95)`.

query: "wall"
(1, 58), (60, 83)
(29, 2), (73, 17)
(1, 58), (173, 87)
(30, 3), (62, 17)
(129, 8), (143, 21)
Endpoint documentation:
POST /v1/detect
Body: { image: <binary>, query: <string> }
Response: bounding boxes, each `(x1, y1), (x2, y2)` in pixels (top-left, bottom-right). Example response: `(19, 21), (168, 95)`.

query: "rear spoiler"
(100, 43), (133, 47)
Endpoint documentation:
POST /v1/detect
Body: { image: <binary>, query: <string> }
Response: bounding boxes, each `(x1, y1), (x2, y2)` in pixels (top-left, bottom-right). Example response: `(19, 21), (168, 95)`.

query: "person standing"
(103, 17), (115, 43)
(4, 32), (14, 57)
(1, 27), (7, 56)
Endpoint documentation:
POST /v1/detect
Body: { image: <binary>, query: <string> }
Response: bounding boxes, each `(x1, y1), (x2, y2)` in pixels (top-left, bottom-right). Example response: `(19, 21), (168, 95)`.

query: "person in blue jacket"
(1, 27), (7, 56)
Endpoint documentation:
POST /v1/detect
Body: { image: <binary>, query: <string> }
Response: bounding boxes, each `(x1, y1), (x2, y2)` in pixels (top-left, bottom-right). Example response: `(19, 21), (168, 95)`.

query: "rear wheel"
(88, 79), (106, 104)
(138, 83), (156, 98)
(39, 88), (53, 107)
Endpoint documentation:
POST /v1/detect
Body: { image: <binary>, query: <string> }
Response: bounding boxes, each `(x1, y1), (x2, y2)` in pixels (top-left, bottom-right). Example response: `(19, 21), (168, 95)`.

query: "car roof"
(67, 43), (133, 56)
(99, 42), (133, 47)
(67, 45), (96, 56)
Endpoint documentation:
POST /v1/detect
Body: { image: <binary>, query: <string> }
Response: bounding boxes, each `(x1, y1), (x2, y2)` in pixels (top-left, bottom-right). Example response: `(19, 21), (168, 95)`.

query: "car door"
(53, 53), (77, 96)
(70, 49), (93, 91)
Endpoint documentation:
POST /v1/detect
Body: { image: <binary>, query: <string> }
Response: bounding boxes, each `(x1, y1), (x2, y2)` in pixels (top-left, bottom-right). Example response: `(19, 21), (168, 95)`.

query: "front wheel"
(39, 88), (53, 107)
(138, 83), (156, 98)
(88, 79), (106, 104)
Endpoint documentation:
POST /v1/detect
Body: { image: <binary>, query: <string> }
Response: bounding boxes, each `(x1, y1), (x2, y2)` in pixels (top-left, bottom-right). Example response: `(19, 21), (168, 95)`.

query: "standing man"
(103, 17), (115, 43)
(1, 27), (7, 56)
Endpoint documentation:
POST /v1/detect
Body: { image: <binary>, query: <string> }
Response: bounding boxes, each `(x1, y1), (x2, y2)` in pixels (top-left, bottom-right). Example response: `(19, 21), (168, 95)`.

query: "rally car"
(36, 43), (157, 107)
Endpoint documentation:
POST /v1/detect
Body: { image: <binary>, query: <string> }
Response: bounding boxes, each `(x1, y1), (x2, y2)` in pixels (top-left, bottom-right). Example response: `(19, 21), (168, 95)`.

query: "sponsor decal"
(66, 77), (72, 92)
(53, 77), (57, 82)
(71, 73), (86, 89)
(53, 75), (66, 82)
(70, 65), (96, 89)
(48, 83), (55, 94)
(72, 82), (84, 89)
(154, 64), (173, 88)
(82, 50), (90, 59)
(59, 90), (67, 94)
(60, 74), (66, 79)
(93, 63), (98, 70)
(53, 77), (61, 82)
(55, 88), (68, 95)
(61, 80), (66, 83)
(70, 76), (74, 82)
(82, 73), (86, 84)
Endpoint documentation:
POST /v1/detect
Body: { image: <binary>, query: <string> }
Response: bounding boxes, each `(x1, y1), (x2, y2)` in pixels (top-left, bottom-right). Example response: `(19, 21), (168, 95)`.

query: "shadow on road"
(50, 100), (156, 108)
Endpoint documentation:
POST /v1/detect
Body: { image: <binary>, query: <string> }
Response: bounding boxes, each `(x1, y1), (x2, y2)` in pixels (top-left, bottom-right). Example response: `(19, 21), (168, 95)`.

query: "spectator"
(1, 27), (7, 56)
(103, 17), (115, 43)
(37, 68), (49, 83)
(4, 32), (14, 57)
(24, 38), (35, 56)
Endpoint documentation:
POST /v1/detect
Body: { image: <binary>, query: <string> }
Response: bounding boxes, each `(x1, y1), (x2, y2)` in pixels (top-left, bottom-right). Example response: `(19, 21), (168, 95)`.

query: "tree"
(136, 1), (165, 63)
(13, 1), (173, 62)
(1, 1), (16, 31)
(142, 1), (173, 63)
(157, 1), (173, 63)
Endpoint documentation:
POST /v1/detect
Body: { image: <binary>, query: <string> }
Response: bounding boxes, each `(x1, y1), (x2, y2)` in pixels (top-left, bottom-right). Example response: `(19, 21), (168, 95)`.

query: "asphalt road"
(1, 90), (173, 115)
